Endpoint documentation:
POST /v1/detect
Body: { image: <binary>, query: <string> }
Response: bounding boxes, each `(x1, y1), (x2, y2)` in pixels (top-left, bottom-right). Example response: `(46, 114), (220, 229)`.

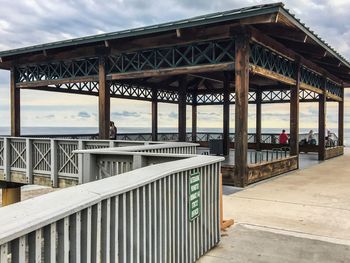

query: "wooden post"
(290, 61), (300, 166)
(223, 73), (230, 156)
(98, 57), (110, 140)
(178, 76), (187, 142)
(192, 103), (197, 142)
(255, 89), (262, 151)
(152, 88), (158, 141)
(2, 187), (21, 206)
(338, 86), (344, 146)
(234, 32), (250, 187)
(318, 79), (327, 160)
(10, 68), (20, 137)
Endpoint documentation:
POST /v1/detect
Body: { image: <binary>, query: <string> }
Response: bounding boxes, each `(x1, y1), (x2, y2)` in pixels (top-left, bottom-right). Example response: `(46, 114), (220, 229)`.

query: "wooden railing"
(18, 132), (340, 148)
(0, 137), (198, 187)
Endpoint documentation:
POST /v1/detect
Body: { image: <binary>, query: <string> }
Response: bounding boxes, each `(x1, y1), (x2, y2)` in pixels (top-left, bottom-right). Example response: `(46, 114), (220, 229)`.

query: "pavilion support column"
(10, 68), (20, 137)
(178, 76), (187, 142)
(318, 81), (326, 160)
(223, 73), (230, 156)
(290, 61), (300, 167)
(234, 33), (250, 187)
(2, 187), (21, 206)
(192, 100), (197, 142)
(152, 89), (158, 141)
(98, 57), (110, 140)
(338, 87), (344, 146)
(255, 89), (262, 151)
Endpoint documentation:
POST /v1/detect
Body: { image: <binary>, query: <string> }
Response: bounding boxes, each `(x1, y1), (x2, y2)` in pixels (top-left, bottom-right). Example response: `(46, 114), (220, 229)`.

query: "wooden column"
(10, 68), (20, 137)
(2, 187), (21, 206)
(152, 88), (158, 141)
(223, 73), (230, 156)
(338, 86), (344, 146)
(234, 33), (250, 187)
(318, 79), (327, 160)
(192, 98), (197, 142)
(178, 76), (187, 142)
(255, 89), (262, 150)
(98, 57), (110, 139)
(290, 61), (300, 163)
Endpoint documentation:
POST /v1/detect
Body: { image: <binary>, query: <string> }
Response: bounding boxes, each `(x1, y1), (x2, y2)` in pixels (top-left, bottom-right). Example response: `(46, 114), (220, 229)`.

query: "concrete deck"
(200, 148), (350, 262)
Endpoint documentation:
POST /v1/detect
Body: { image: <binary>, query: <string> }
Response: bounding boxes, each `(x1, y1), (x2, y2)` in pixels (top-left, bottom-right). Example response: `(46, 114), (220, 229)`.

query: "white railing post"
(50, 139), (58, 187)
(78, 140), (85, 185)
(109, 141), (115, 148)
(82, 153), (99, 184)
(132, 154), (147, 170)
(26, 138), (33, 184)
(3, 137), (10, 181)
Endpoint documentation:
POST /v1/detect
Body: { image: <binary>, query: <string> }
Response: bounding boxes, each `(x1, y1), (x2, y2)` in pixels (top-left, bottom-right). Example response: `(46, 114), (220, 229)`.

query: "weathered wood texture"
(247, 156), (298, 185)
(290, 61), (300, 161)
(234, 33), (250, 187)
(178, 76), (187, 142)
(223, 73), (230, 156)
(152, 88), (158, 141)
(192, 104), (197, 142)
(109, 62), (234, 80)
(256, 90), (262, 150)
(250, 26), (343, 85)
(0, 171), (78, 188)
(318, 82), (326, 160)
(221, 156), (298, 186)
(196, 141), (319, 153)
(11, 68), (20, 137)
(98, 57), (110, 139)
(338, 90), (344, 146)
(221, 165), (235, 186)
(324, 146), (344, 160)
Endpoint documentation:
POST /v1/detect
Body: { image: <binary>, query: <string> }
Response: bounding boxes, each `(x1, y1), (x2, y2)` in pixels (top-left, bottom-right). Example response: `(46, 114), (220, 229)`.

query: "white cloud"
(0, 0), (349, 130)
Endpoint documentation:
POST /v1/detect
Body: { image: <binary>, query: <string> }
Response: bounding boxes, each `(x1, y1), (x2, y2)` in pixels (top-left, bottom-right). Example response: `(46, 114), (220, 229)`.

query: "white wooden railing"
(0, 153), (223, 263)
(0, 137), (198, 187)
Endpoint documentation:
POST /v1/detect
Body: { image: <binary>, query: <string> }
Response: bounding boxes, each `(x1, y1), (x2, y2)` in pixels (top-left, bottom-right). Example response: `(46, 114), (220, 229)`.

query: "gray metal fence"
(249, 147), (291, 164)
(0, 155), (222, 263)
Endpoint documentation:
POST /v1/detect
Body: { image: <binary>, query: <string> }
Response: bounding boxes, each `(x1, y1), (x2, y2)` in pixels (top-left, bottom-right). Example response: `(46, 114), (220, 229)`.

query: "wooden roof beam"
(247, 26), (343, 84)
(255, 24), (308, 43)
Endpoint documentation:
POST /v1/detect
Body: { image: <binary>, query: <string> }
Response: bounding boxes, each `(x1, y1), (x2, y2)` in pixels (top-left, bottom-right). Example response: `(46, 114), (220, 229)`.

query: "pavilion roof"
(0, 2), (349, 84)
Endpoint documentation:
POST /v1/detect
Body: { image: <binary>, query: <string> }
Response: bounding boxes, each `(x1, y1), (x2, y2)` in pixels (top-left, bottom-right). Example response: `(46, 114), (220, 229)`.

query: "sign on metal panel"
(189, 172), (201, 221)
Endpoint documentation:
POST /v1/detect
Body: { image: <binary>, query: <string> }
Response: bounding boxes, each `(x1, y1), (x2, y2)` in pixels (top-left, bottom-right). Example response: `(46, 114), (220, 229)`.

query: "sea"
(0, 127), (349, 146)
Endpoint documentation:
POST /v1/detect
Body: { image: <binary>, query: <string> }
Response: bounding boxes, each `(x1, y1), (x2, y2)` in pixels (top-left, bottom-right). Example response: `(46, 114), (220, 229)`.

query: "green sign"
(189, 172), (201, 221)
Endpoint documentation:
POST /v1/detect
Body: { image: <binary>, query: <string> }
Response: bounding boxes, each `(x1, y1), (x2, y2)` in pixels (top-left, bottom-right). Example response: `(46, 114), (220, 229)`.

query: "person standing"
(307, 130), (316, 145)
(279, 129), (289, 144)
(109, 121), (117, 140)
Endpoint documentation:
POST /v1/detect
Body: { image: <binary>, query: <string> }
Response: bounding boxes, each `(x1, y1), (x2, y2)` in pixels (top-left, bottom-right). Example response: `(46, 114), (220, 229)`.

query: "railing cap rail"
(74, 142), (199, 154)
(0, 155), (223, 245)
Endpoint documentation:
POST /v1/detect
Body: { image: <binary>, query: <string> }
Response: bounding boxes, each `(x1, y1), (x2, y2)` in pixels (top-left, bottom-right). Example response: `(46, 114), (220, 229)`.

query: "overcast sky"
(0, 0), (349, 132)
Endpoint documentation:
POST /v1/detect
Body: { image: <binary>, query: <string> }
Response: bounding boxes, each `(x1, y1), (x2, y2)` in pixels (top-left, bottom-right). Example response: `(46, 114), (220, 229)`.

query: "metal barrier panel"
(0, 157), (221, 262)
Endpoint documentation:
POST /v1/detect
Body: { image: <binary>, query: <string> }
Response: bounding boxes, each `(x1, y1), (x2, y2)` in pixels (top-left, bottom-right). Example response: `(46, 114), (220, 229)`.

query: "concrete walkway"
(200, 149), (350, 262)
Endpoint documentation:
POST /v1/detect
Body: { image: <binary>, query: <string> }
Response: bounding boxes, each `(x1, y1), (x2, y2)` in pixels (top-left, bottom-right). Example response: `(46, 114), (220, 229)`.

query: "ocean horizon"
(0, 126), (349, 146)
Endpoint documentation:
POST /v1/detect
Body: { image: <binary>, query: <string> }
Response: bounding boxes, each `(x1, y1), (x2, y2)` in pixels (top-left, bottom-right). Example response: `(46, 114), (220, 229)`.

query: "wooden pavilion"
(0, 2), (349, 187)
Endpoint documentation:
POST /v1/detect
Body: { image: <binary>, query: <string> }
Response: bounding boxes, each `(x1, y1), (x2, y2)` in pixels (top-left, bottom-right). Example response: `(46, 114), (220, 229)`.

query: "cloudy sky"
(0, 0), (349, 133)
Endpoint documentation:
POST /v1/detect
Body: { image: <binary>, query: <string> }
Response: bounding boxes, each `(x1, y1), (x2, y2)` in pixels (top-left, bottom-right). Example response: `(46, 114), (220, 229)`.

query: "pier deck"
(200, 148), (350, 262)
